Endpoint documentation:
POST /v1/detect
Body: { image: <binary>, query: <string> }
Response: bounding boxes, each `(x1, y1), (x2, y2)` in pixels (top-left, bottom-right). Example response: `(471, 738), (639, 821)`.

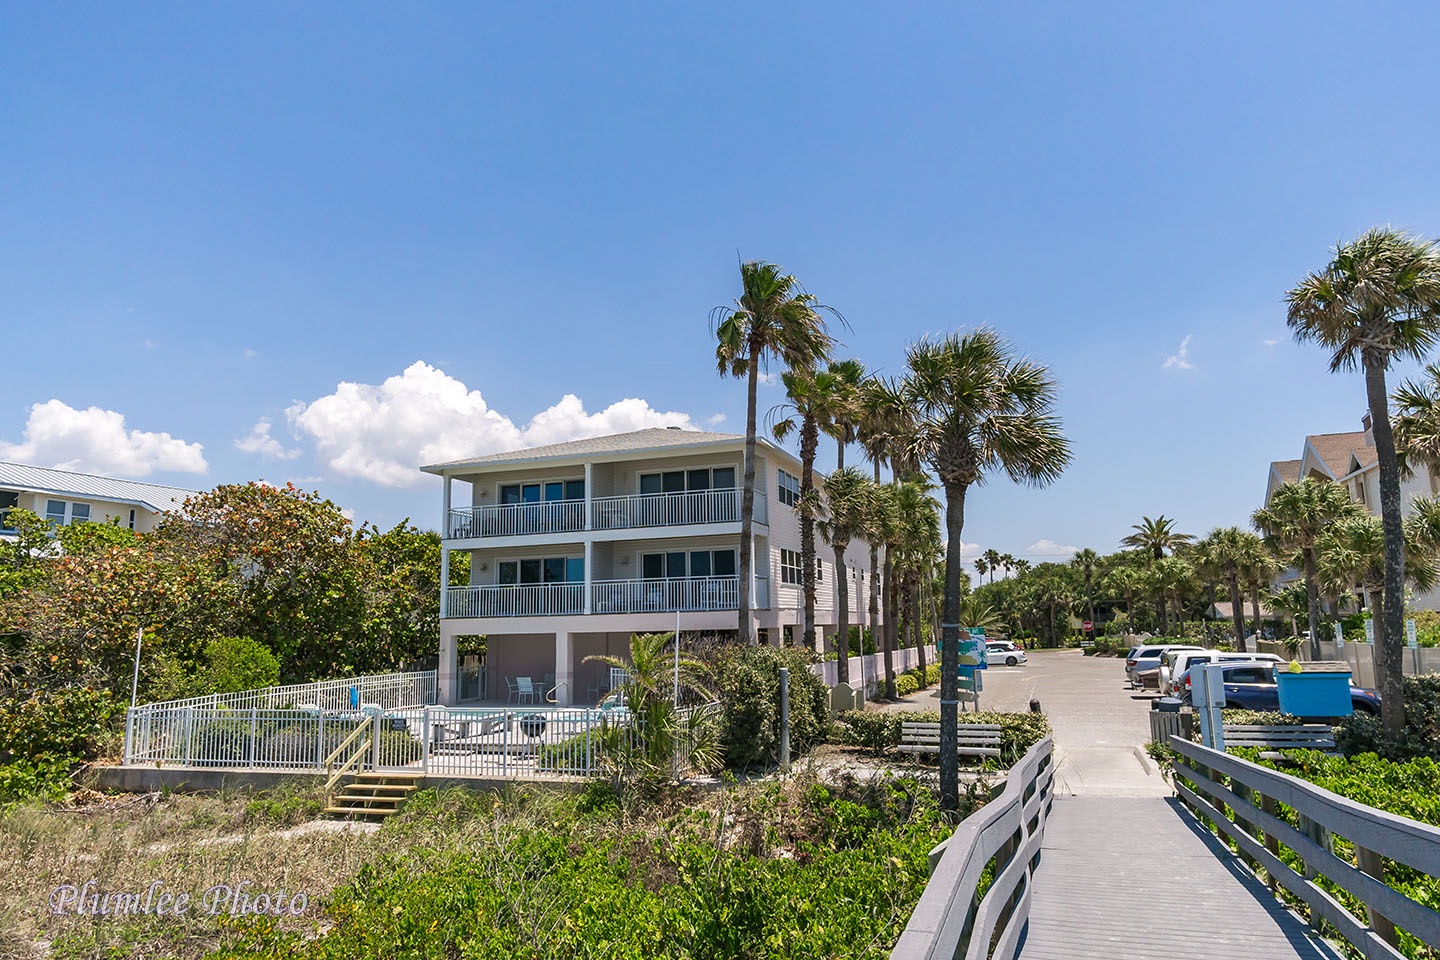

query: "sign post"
(1364, 618), (1375, 644)
(1407, 619), (1418, 650)
(1192, 663), (1227, 751)
(1081, 619), (1093, 633)
(1334, 621), (1344, 650)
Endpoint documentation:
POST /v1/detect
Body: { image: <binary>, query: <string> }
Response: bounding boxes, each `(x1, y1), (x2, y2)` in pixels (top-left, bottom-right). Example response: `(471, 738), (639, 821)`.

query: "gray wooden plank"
(1020, 795), (1345, 959)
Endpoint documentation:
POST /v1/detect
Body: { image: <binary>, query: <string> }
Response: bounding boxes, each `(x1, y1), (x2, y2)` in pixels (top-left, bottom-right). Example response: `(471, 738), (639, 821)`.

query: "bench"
(896, 722), (1002, 759)
(1222, 723), (1337, 759)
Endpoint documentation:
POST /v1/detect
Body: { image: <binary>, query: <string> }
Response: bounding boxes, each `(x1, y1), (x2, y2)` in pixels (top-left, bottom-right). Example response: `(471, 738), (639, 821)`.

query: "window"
(497, 557), (583, 585)
(128, 509), (136, 530)
(0, 491), (16, 531)
(780, 548), (802, 585)
(1354, 479), (1366, 505)
(70, 503), (90, 525)
(45, 500), (66, 526)
(640, 549), (736, 579)
(778, 470), (800, 507)
(499, 480), (584, 503)
(1227, 666), (1271, 685)
(639, 467), (734, 494)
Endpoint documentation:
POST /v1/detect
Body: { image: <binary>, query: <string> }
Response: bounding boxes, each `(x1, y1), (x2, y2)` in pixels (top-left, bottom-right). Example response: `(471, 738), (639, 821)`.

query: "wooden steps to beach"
(324, 772), (422, 820)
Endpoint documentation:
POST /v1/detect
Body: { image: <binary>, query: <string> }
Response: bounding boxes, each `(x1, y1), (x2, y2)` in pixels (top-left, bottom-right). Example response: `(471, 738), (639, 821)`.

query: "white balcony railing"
(590, 489), (766, 530)
(443, 577), (772, 617)
(445, 583), (584, 618)
(591, 576), (740, 614)
(448, 501), (585, 539)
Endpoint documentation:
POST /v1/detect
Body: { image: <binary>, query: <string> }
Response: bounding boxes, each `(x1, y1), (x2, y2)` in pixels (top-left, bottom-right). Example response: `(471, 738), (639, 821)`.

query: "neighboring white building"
(0, 460), (198, 537)
(1262, 416), (1440, 611)
(422, 427), (875, 706)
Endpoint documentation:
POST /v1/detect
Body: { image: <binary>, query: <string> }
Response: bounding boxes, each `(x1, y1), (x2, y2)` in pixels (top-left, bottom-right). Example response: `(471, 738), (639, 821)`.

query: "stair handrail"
(324, 717), (373, 789)
(545, 680), (569, 704)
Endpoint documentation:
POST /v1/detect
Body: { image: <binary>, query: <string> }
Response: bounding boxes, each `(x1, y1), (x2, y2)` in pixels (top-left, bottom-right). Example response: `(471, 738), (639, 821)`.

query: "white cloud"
(1263, 337), (1280, 347)
(1026, 539), (1079, 559)
(706, 413), (727, 426)
(243, 348), (258, 359)
(1162, 334), (1195, 371)
(757, 371), (778, 386)
(286, 361), (703, 488)
(235, 419), (301, 460)
(0, 399), (208, 477)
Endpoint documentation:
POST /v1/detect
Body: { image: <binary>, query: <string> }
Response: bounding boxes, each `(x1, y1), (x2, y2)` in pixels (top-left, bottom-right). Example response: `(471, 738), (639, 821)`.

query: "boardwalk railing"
(891, 736), (1055, 960)
(1170, 736), (1440, 960)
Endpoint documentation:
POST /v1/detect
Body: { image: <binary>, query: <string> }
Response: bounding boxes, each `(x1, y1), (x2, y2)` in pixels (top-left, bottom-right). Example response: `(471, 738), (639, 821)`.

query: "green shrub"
(894, 673), (919, 697)
(716, 645), (829, 770)
(834, 710), (1050, 763)
(0, 687), (121, 766)
(0, 758), (72, 805)
(204, 635), (281, 694)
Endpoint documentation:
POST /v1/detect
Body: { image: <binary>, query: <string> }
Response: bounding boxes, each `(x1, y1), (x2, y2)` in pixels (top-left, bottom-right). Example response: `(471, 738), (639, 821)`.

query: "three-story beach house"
(423, 427), (874, 705)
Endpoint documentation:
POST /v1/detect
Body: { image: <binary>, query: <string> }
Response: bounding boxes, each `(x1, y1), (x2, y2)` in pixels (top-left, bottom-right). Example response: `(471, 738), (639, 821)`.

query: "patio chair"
(505, 676), (519, 703)
(516, 677), (537, 705)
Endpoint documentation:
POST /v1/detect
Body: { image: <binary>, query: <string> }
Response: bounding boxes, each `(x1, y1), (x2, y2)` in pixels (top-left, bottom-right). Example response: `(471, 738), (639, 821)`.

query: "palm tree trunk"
(1086, 576), (1095, 630)
(799, 415), (819, 651)
(882, 550), (897, 699)
(868, 459), (881, 675)
(1303, 548), (1321, 661)
(1250, 582), (1263, 640)
(1227, 573), (1247, 652)
(738, 354), (758, 644)
(837, 437), (845, 471)
(833, 543), (850, 687)
(1365, 359), (1408, 738)
(939, 481), (967, 813)
(910, 581), (927, 680)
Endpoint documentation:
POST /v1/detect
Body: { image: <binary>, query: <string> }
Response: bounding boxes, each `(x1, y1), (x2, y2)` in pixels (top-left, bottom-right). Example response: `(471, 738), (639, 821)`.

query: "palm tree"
(1288, 228), (1440, 737)
(1318, 509), (1440, 637)
(1121, 516), (1193, 560)
(771, 368), (844, 651)
(584, 632), (717, 774)
(981, 548), (1005, 584)
(1103, 565), (1143, 628)
(902, 328), (1071, 812)
(1240, 540), (1282, 642)
(866, 482), (901, 698)
(1394, 363), (1440, 475)
(974, 555), (991, 583)
(1253, 477), (1364, 659)
(1202, 527), (1265, 652)
(1032, 576), (1073, 647)
(892, 479), (942, 680)
(824, 358), (868, 470)
(816, 467), (876, 687)
(1070, 547), (1100, 631)
(714, 261), (837, 643)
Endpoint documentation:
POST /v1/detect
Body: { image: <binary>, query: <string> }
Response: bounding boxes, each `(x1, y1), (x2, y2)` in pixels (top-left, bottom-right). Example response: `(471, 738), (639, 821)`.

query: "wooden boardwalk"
(1020, 795), (1344, 959)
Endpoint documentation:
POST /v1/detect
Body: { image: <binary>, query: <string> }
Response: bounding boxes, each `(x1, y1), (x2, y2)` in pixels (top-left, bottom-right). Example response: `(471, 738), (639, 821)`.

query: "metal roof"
(0, 461), (201, 513)
(421, 427), (757, 473)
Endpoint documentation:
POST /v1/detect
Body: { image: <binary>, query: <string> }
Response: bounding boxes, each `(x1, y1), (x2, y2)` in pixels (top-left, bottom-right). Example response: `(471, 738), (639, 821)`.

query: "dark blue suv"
(1177, 661), (1381, 715)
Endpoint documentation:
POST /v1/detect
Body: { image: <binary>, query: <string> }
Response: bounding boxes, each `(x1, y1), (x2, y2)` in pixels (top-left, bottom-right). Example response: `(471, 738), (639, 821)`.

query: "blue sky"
(4, 3), (1440, 569)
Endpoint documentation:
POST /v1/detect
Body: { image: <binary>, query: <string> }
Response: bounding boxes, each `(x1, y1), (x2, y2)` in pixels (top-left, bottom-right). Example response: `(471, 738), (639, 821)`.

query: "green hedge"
(717, 645), (830, 770)
(834, 710), (1050, 764)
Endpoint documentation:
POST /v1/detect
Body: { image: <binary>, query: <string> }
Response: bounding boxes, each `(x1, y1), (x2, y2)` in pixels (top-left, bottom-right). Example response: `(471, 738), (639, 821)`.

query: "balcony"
(448, 500), (585, 539)
(446, 490), (767, 539)
(446, 583), (584, 618)
(591, 489), (765, 530)
(444, 576), (771, 618)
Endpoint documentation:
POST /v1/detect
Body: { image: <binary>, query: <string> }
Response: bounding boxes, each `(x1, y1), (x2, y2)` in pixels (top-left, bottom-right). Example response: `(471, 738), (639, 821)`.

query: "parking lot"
(882, 647), (1171, 796)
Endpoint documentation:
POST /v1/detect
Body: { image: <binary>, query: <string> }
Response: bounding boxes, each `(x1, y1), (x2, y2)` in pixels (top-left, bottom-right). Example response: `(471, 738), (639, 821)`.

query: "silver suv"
(1125, 644), (1204, 688)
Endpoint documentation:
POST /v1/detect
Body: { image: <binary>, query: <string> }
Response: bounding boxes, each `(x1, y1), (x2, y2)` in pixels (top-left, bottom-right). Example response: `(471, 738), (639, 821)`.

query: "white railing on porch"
(446, 583), (584, 618)
(591, 576), (740, 613)
(447, 500), (585, 539)
(590, 490), (766, 530)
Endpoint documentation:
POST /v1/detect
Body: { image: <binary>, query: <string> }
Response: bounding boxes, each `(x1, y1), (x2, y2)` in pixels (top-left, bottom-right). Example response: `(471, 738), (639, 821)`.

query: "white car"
(986, 641), (1027, 666)
(1160, 649), (1284, 697)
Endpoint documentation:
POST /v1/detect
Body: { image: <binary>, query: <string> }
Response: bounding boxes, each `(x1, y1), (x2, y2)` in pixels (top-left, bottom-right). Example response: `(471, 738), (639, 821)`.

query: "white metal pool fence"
(129, 670), (438, 717)
(123, 702), (719, 781)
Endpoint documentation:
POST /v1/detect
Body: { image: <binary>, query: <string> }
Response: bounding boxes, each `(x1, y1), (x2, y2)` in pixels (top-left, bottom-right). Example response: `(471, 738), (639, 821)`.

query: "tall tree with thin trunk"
(825, 358), (868, 471)
(1253, 477), (1364, 660)
(771, 368), (843, 651)
(981, 549), (1004, 585)
(855, 375), (913, 677)
(1242, 544), (1281, 641)
(902, 329), (1071, 812)
(1121, 516), (1193, 561)
(816, 468), (876, 687)
(1287, 228), (1440, 737)
(1318, 511), (1440, 641)
(1070, 547), (1099, 630)
(1202, 527), (1264, 652)
(714, 261), (836, 644)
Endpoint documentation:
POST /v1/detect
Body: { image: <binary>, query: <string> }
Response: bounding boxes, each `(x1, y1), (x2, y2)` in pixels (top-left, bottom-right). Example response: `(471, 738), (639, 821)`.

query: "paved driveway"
(881, 648), (1171, 796)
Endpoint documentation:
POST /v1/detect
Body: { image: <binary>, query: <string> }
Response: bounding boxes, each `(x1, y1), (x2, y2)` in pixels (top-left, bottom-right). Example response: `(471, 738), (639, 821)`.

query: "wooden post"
(1261, 794), (1282, 892)
(1355, 846), (1399, 949)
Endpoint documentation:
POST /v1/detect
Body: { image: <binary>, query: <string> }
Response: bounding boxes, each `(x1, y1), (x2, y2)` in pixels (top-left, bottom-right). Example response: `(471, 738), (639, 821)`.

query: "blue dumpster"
(1276, 670), (1353, 717)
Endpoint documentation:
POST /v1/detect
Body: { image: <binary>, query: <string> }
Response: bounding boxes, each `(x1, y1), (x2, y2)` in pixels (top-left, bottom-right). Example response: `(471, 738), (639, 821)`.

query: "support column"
(584, 463), (593, 530)
(439, 546), (450, 618)
(555, 631), (574, 706)
(441, 473), (452, 538)
(583, 541), (594, 614)
(438, 625), (459, 706)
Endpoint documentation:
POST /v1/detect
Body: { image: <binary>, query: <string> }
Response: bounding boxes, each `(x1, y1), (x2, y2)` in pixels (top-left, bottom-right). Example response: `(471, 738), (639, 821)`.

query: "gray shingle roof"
(422, 427), (750, 472)
(0, 461), (201, 513)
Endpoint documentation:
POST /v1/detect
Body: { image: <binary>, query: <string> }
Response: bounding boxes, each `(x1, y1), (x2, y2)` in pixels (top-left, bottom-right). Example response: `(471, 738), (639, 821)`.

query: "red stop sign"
(1082, 620), (1094, 631)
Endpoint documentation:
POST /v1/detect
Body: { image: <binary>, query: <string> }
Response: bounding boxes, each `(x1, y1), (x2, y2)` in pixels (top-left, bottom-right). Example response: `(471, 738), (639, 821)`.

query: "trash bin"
(1153, 697), (1183, 713)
